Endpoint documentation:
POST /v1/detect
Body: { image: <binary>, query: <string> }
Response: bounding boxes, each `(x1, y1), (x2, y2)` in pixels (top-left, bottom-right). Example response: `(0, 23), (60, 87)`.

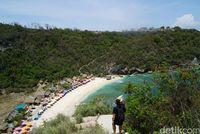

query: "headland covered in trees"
(0, 23), (200, 93)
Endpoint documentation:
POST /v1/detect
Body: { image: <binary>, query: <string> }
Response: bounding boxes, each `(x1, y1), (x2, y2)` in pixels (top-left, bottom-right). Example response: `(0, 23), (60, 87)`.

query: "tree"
(124, 82), (137, 94)
(124, 69), (200, 133)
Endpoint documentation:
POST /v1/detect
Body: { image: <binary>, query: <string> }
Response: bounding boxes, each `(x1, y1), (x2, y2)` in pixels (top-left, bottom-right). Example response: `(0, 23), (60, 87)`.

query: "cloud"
(172, 14), (199, 28)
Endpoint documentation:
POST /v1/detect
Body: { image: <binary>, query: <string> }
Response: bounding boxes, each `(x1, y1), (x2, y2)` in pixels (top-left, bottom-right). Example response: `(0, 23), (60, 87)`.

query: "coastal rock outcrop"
(109, 65), (126, 74)
(109, 65), (149, 75)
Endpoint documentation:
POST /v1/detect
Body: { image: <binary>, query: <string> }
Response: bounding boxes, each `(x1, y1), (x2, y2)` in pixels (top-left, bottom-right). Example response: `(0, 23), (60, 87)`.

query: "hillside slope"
(0, 23), (200, 92)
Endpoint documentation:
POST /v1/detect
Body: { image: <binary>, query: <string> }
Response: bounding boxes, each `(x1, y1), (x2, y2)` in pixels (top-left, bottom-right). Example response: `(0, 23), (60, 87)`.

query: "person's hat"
(116, 95), (123, 102)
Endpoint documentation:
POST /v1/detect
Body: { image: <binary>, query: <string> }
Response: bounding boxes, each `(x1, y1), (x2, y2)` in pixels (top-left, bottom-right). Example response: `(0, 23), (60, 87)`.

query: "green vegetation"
(30, 114), (108, 134)
(124, 82), (137, 94)
(61, 83), (71, 89)
(0, 23), (200, 93)
(0, 96), (2, 103)
(124, 69), (200, 133)
(74, 96), (112, 122)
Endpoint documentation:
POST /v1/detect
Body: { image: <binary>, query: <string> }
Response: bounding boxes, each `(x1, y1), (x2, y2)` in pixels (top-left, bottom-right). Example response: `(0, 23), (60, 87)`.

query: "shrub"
(74, 96), (112, 122)
(30, 114), (108, 134)
(62, 83), (71, 89)
(124, 69), (200, 133)
(75, 114), (83, 124)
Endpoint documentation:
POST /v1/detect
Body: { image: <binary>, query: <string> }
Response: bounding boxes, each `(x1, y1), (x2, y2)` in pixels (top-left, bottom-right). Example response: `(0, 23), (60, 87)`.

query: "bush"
(30, 114), (77, 134)
(62, 83), (71, 89)
(75, 114), (83, 124)
(74, 96), (112, 122)
(30, 114), (108, 134)
(76, 125), (109, 134)
(124, 69), (200, 133)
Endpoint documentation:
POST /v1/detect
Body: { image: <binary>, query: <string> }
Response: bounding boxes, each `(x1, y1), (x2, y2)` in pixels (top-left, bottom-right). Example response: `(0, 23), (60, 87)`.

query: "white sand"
(33, 77), (120, 127)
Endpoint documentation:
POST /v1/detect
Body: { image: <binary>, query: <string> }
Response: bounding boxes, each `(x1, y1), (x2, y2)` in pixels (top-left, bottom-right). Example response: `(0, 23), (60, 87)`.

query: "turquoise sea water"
(84, 73), (154, 106)
(84, 68), (200, 106)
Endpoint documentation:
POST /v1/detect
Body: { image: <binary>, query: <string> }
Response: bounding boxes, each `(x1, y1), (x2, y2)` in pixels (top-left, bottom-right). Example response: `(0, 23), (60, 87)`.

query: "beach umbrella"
(23, 126), (31, 130)
(21, 122), (26, 126)
(13, 131), (20, 134)
(15, 104), (28, 110)
(20, 130), (28, 134)
(26, 122), (32, 127)
(14, 127), (22, 131)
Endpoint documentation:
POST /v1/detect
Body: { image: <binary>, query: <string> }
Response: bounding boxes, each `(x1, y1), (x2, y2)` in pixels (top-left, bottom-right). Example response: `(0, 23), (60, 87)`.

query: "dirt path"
(97, 115), (113, 133)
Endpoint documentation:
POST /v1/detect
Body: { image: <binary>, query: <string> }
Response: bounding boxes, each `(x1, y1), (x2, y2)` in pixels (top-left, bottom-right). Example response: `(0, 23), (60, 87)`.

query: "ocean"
(84, 73), (154, 106)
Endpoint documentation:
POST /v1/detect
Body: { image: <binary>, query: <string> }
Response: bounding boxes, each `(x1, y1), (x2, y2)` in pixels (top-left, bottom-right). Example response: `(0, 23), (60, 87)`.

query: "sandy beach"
(33, 77), (120, 127)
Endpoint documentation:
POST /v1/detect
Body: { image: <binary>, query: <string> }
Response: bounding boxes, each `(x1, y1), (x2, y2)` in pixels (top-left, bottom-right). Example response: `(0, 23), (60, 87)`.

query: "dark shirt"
(113, 104), (126, 114)
(113, 104), (126, 125)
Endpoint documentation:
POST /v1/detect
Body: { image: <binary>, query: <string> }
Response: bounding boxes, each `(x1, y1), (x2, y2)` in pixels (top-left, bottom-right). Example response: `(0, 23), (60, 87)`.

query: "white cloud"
(172, 14), (199, 28)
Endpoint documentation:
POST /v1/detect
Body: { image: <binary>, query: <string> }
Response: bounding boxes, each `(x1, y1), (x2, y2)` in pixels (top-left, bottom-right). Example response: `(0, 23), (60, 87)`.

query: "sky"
(0, 0), (200, 31)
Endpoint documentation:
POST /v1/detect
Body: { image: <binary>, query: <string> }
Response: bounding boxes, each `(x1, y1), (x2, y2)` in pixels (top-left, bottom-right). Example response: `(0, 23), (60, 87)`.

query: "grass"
(0, 93), (26, 126)
(76, 126), (109, 134)
(0, 96), (2, 103)
(73, 96), (112, 122)
(30, 114), (109, 134)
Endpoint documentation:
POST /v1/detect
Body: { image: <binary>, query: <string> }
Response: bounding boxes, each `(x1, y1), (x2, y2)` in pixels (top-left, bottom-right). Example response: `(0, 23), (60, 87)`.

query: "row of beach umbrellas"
(13, 121), (32, 134)
(12, 78), (92, 134)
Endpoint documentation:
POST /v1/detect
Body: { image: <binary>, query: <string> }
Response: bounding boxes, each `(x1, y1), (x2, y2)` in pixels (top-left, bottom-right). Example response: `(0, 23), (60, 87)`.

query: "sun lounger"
(47, 104), (51, 108)
(33, 114), (39, 120)
(38, 109), (44, 114)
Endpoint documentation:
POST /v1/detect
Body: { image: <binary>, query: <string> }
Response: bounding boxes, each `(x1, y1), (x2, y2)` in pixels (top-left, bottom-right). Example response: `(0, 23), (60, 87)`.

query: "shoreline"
(33, 76), (121, 127)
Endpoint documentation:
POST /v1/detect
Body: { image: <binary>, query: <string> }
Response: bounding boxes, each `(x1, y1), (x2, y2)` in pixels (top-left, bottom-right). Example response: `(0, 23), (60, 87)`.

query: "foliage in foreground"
(30, 114), (108, 134)
(74, 96), (112, 122)
(124, 69), (200, 133)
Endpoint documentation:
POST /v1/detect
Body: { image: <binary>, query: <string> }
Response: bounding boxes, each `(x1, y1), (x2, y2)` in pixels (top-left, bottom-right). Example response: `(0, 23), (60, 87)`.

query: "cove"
(84, 73), (154, 106)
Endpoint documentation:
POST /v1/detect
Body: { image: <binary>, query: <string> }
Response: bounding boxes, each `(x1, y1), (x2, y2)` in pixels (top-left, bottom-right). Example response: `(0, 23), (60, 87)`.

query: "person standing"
(112, 96), (126, 134)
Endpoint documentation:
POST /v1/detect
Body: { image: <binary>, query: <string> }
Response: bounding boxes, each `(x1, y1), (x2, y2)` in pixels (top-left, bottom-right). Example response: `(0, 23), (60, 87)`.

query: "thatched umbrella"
(24, 96), (35, 104)
(34, 98), (41, 104)
(34, 91), (45, 99)
(82, 74), (87, 78)
(44, 91), (51, 97)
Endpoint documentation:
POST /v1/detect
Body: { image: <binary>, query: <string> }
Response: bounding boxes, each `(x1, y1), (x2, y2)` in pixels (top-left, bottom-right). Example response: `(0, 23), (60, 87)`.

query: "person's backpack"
(117, 106), (125, 121)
